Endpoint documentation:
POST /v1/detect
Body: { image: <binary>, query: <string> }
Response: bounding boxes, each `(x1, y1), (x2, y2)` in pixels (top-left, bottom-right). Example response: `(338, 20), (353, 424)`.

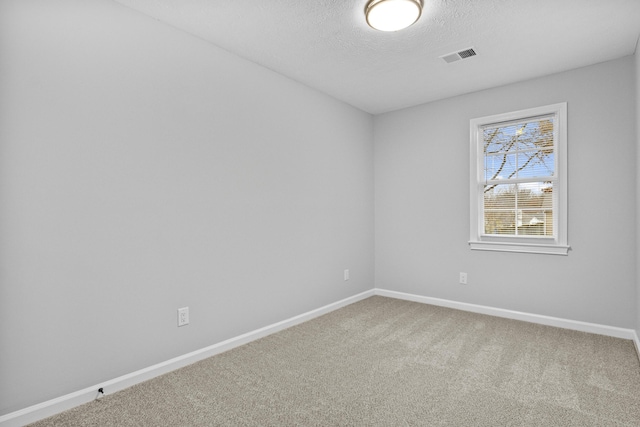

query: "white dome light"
(366, 0), (423, 32)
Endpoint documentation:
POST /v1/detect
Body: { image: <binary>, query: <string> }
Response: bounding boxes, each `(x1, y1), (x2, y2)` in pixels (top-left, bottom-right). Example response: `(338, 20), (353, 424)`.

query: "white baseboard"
(375, 288), (638, 341)
(0, 289), (374, 427)
(633, 330), (640, 362)
(3, 288), (636, 427)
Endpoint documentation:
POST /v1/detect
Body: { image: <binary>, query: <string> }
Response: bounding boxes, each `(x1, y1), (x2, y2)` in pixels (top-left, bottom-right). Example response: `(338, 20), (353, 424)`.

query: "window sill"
(469, 240), (570, 255)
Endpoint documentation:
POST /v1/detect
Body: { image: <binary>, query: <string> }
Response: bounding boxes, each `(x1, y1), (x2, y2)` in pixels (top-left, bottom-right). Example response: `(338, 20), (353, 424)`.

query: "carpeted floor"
(30, 296), (640, 426)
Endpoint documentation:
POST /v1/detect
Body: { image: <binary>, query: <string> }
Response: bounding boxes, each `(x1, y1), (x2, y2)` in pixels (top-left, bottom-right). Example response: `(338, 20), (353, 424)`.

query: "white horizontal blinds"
(482, 114), (555, 237)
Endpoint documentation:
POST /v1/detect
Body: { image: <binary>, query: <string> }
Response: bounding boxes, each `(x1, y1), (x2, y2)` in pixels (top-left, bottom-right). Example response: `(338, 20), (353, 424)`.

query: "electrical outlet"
(344, 269), (350, 281)
(459, 272), (468, 285)
(178, 307), (189, 327)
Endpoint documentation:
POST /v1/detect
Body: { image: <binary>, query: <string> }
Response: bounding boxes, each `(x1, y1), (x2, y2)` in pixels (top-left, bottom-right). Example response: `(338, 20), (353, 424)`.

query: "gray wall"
(636, 45), (640, 337)
(0, 0), (374, 415)
(375, 56), (637, 329)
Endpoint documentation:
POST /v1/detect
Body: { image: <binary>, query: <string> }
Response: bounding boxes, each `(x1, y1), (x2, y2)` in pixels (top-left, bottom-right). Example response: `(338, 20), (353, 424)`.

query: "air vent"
(458, 48), (476, 58)
(440, 47), (477, 63)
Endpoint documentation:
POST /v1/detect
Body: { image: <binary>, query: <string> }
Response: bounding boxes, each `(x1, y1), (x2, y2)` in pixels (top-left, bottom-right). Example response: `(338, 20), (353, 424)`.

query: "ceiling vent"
(441, 48), (477, 63)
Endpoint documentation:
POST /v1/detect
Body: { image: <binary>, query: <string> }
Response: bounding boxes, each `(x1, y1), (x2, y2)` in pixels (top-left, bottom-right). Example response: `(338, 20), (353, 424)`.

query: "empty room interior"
(1, 0), (640, 425)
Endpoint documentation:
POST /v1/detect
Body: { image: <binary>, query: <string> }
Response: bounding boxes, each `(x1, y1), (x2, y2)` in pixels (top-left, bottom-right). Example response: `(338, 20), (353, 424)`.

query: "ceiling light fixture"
(365, 0), (423, 32)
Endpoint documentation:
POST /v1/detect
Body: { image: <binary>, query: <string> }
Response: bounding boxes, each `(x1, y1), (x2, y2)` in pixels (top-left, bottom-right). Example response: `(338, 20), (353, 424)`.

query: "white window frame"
(469, 103), (569, 255)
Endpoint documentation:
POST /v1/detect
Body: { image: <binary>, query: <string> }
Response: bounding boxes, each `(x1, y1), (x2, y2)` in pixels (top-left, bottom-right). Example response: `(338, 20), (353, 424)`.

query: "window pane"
(484, 210), (516, 235)
(484, 123), (522, 155)
(517, 118), (554, 152)
(484, 153), (517, 181)
(484, 184), (515, 209)
(483, 183), (553, 236)
(483, 116), (555, 182)
(517, 183), (553, 236)
(517, 210), (553, 236)
(483, 127), (511, 154)
(518, 182), (553, 209)
(484, 184), (516, 234)
(516, 151), (554, 178)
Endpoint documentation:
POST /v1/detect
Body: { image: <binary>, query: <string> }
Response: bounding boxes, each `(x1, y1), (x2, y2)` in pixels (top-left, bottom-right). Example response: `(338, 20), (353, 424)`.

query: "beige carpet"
(30, 296), (640, 426)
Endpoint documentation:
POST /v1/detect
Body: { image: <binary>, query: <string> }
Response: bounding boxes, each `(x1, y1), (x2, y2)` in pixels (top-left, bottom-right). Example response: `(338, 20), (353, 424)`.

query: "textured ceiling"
(112, 0), (640, 114)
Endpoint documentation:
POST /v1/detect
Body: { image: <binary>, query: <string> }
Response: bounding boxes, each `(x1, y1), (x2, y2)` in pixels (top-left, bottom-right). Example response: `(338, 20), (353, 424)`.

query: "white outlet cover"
(178, 307), (189, 326)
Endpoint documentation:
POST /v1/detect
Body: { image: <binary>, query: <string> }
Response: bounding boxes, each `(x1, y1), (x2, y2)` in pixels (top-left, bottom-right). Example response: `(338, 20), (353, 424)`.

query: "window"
(469, 103), (569, 255)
